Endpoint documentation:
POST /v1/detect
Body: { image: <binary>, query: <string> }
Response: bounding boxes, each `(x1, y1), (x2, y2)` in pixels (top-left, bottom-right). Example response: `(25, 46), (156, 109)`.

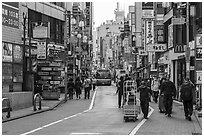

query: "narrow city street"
(2, 2), (202, 135)
(2, 85), (201, 135)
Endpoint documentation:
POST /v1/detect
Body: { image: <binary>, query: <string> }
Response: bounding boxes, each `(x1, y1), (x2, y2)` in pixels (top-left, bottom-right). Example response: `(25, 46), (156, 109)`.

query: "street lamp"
(64, 10), (85, 101)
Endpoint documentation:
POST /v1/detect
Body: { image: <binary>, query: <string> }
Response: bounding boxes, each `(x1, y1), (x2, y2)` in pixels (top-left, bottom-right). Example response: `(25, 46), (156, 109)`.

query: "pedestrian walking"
(116, 76), (124, 108)
(92, 76), (97, 91)
(160, 77), (176, 117)
(75, 77), (82, 99)
(84, 77), (91, 99)
(89, 77), (93, 92)
(151, 77), (159, 103)
(180, 78), (195, 121)
(137, 81), (152, 119)
(67, 78), (74, 100)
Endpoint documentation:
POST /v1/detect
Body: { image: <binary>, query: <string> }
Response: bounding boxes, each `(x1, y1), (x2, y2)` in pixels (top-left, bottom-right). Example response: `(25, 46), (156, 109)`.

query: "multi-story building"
(97, 3), (124, 69)
(2, 2), (93, 110)
(161, 2), (202, 101)
(2, 2), (70, 109)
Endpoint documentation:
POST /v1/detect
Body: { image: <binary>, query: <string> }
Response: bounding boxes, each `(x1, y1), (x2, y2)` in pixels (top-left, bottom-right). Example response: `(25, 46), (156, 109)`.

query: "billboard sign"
(2, 3), (19, 29)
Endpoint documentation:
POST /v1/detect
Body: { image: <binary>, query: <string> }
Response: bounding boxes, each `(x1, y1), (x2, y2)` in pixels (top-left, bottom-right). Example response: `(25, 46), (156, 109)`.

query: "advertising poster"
(13, 44), (23, 63)
(2, 42), (13, 62)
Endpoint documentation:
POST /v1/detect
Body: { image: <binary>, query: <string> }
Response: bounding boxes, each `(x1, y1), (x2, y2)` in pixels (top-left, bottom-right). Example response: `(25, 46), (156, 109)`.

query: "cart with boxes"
(123, 80), (140, 122)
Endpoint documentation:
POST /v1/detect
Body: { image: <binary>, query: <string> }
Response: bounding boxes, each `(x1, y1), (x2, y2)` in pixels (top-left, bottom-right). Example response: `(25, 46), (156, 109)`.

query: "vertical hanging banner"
(168, 24), (174, 49)
(37, 40), (47, 59)
(146, 20), (154, 45)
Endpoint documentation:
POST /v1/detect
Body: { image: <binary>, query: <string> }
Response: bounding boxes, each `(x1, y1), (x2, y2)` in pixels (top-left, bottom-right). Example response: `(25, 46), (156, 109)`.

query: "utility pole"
(186, 2), (190, 79)
(22, 12), (27, 91)
(64, 10), (69, 102)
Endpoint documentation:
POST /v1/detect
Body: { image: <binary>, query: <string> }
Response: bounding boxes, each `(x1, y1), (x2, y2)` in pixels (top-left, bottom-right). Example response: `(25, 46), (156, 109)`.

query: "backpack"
(180, 84), (193, 101)
(84, 79), (90, 88)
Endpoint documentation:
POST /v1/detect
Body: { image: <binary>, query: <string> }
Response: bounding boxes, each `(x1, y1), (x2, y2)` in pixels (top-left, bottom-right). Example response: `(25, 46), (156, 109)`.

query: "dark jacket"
(160, 80), (176, 96)
(180, 82), (194, 101)
(75, 80), (82, 90)
(138, 85), (151, 102)
(68, 79), (74, 91)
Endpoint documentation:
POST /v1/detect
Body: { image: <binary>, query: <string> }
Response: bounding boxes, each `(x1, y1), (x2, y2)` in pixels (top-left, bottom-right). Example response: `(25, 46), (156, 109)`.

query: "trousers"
(118, 94), (122, 108)
(140, 100), (149, 118)
(183, 100), (193, 117)
(163, 94), (173, 114)
(85, 87), (90, 99)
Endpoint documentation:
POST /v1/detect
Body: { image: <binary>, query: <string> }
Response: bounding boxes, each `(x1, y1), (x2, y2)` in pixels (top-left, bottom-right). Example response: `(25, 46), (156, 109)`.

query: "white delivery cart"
(123, 80), (140, 122)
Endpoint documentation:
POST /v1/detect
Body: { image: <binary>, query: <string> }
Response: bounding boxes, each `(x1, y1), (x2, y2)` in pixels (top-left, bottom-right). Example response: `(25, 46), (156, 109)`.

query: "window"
(2, 63), (12, 82)
(13, 64), (23, 82)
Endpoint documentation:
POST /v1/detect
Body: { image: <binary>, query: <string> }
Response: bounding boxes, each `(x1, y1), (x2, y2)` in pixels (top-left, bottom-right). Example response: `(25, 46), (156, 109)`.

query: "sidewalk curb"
(2, 99), (65, 123)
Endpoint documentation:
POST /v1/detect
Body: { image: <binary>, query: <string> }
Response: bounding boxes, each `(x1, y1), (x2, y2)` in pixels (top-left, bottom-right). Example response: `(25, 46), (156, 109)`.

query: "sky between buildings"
(93, 1), (135, 28)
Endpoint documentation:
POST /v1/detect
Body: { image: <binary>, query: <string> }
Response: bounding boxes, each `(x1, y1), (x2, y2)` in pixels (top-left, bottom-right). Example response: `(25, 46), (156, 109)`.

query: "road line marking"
(129, 106), (154, 135)
(21, 127), (43, 135)
(89, 87), (97, 110)
(20, 89), (98, 135)
(71, 132), (102, 135)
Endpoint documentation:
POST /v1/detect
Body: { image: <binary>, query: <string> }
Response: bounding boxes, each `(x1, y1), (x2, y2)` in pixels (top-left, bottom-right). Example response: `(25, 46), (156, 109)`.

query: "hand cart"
(123, 80), (140, 122)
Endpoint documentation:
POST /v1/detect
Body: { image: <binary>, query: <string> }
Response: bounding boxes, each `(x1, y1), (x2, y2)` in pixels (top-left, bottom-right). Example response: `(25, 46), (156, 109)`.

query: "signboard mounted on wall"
(33, 22), (50, 39)
(146, 44), (167, 52)
(37, 40), (47, 59)
(2, 3), (19, 29)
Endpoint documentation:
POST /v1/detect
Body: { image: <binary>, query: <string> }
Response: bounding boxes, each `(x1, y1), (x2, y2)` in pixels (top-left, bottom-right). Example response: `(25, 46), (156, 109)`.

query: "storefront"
(2, 41), (23, 92)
